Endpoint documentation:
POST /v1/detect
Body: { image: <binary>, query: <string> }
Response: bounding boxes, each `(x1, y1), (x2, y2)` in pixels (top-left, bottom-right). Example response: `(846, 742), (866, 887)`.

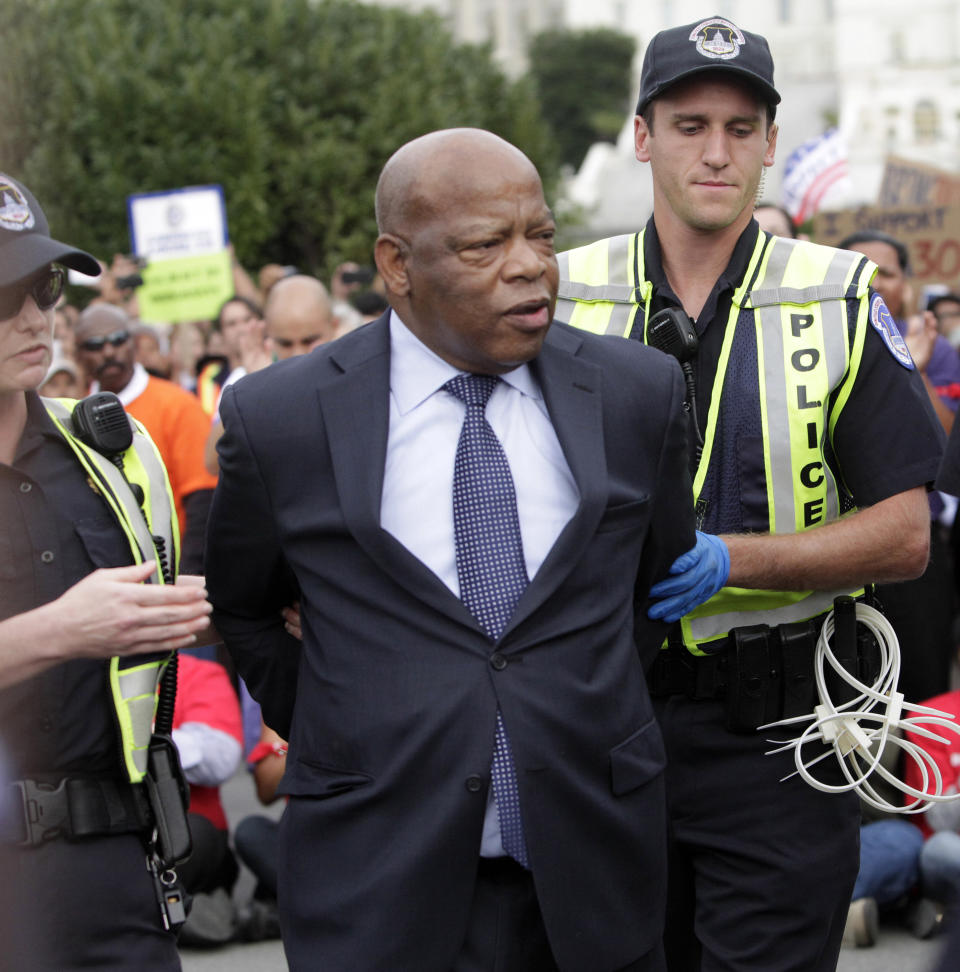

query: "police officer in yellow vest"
(0, 173), (213, 970)
(558, 16), (944, 971)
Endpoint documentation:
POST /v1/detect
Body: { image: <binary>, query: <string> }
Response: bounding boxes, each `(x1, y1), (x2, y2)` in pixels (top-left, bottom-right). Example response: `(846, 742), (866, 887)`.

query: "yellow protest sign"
(136, 251), (233, 323)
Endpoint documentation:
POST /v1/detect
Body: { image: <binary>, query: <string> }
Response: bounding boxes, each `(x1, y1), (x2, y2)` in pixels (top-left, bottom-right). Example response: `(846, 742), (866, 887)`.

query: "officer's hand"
(647, 532), (730, 623)
(54, 561), (213, 658)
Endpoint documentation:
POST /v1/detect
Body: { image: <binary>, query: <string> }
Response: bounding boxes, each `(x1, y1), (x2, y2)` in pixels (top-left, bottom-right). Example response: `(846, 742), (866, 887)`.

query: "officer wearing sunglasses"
(0, 173), (213, 968)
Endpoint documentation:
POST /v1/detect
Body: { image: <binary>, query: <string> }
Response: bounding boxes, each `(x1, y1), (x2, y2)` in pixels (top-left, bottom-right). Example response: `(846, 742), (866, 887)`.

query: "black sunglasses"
(0, 267), (65, 320)
(78, 329), (131, 353)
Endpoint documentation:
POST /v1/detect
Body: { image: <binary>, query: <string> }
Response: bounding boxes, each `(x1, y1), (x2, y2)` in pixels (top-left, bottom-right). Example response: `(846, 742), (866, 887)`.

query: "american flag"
(781, 129), (851, 224)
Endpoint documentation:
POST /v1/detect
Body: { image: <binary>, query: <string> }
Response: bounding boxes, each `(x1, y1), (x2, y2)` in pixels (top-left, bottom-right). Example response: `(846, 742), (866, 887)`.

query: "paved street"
(179, 770), (952, 972)
(180, 925), (948, 972)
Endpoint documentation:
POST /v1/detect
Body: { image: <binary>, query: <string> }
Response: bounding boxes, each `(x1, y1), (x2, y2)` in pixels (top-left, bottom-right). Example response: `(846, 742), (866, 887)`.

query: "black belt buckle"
(10, 779), (70, 847)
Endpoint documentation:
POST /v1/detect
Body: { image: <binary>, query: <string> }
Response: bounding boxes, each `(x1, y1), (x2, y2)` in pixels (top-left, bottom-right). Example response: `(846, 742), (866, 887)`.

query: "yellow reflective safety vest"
(557, 229), (876, 654)
(43, 397), (180, 782)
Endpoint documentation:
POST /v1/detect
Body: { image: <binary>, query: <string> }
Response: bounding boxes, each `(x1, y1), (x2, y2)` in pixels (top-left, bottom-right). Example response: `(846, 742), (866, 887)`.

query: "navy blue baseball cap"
(0, 172), (100, 287)
(636, 15), (781, 118)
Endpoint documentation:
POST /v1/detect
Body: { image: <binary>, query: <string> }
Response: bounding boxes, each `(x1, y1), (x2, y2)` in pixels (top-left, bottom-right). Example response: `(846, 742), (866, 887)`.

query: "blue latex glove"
(647, 531), (730, 623)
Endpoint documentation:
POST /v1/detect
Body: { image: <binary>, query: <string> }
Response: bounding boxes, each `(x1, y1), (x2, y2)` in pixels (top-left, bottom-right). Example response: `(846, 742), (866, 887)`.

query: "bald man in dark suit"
(206, 128), (697, 971)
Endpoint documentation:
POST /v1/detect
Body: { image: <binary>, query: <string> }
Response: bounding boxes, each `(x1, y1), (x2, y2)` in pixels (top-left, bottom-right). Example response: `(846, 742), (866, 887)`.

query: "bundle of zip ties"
(761, 600), (960, 814)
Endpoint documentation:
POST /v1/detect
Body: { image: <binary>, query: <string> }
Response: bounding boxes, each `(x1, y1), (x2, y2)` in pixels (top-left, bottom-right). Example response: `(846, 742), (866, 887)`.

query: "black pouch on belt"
(724, 624), (774, 732)
(778, 620), (819, 720)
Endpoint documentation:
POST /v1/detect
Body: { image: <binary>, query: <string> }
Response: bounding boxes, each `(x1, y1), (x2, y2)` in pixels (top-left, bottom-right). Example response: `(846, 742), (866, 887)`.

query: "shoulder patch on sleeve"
(869, 293), (914, 370)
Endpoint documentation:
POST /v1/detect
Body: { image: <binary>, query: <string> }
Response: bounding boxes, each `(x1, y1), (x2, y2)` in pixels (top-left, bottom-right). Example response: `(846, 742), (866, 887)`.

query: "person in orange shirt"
(75, 304), (218, 573)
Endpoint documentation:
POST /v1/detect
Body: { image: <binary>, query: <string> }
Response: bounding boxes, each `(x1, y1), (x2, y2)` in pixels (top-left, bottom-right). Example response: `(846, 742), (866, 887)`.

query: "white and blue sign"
(127, 184), (228, 261)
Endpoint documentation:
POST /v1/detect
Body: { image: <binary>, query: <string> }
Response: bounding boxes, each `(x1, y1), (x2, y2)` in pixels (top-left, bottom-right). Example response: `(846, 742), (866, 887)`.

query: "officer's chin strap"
(761, 599), (960, 814)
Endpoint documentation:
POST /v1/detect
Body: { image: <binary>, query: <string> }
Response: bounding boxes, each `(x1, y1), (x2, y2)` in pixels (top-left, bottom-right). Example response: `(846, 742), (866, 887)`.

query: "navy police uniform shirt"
(0, 392), (133, 780)
(636, 218), (944, 529)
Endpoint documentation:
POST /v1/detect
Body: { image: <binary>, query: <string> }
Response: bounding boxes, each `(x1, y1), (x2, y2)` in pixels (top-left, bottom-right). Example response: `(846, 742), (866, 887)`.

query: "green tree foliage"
(528, 27), (636, 172)
(0, 0), (556, 277)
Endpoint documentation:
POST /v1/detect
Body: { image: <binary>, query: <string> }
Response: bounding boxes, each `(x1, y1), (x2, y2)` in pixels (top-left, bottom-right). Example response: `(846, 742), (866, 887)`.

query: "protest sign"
(877, 156), (960, 208)
(128, 185), (232, 322)
(814, 203), (960, 298)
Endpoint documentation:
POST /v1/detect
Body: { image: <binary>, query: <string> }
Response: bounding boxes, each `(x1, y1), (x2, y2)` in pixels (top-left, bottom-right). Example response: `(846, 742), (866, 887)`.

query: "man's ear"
(763, 123), (779, 168)
(374, 234), (410, 297)
(635, 114), (652, 163)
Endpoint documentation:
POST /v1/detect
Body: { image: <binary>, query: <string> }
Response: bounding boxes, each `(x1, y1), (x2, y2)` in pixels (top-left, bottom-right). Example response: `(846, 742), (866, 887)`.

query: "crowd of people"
(5, 10), (960, 972)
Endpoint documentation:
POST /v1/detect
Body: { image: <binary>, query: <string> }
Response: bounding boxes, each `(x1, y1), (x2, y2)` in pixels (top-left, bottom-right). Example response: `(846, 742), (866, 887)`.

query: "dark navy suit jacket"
(206, 313), (695, 971)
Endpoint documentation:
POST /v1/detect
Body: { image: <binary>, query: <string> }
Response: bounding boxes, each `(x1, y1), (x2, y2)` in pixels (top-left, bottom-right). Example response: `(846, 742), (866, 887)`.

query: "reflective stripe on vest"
(558, 232), (876, 653)
(555, 233), (649, 336)
(43, 397), (180, 782)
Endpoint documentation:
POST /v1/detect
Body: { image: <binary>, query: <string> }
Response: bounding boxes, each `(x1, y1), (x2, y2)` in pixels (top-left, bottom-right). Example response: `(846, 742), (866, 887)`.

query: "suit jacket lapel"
(316, 315), (480, 632)
(316, 317), (608, 644)
(505, 324), (608, 636)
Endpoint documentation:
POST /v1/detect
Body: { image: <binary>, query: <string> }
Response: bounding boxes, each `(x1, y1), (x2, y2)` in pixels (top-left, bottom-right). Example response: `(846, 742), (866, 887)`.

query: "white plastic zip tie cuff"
(760, 602), (960, 814)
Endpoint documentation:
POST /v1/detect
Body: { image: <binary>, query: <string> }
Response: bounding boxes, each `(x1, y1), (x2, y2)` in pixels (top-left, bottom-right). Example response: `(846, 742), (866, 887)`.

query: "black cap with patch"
(0, 173), (100, 287)
(636, 15), (781, 118)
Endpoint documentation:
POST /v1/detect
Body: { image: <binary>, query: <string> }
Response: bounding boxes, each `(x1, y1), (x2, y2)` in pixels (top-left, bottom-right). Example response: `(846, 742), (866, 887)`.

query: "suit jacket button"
(490, 652), (508, 671)
(465, 775), (483, 793)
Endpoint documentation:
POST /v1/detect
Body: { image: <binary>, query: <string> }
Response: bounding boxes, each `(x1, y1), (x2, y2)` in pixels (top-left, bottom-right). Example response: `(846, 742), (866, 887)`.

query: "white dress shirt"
(380, 310), (579, 857)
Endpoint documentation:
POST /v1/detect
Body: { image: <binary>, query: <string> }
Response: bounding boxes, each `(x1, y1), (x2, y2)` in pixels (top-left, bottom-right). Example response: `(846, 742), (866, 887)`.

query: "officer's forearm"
(0, 563), (211, 689)
(722, 486), (930, 591)
(0, 604), (73, 688)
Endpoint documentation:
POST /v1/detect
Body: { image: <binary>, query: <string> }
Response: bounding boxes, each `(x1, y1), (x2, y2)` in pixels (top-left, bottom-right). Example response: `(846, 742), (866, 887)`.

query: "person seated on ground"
(903, 688), (960, 923)
(844, 816), (927, 948)
(231, 719), (286, 942)
(843, 721), (936, 949)
(231, 601), (301, 942)
(844, 683), (960, 950)
(172, 652), (244, 948)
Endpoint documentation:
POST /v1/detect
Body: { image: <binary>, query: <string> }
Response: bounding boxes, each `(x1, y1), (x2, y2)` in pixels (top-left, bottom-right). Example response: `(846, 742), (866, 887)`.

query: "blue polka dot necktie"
(445, 373), (529, 868)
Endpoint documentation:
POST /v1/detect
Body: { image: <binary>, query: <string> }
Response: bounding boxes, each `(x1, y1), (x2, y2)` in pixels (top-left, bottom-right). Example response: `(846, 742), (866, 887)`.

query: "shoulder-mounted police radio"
(647, 307), (705, 466)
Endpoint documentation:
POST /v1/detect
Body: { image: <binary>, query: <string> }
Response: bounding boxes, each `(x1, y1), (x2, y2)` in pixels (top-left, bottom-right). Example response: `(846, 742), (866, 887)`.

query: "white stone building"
(363, 0), (960, 236)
